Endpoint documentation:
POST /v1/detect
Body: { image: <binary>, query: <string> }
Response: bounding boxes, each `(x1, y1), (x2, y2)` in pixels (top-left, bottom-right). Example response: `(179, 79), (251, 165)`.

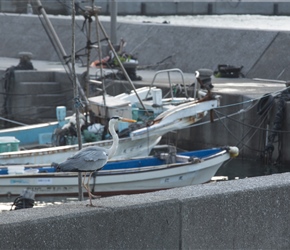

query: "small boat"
(0, 145), (239, 197)
(0, 68), (219, 165)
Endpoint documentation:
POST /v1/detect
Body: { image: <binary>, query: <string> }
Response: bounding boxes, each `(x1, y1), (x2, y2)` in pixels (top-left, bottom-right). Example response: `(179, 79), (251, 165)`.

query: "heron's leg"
(89, 171), (101, 199)
(82, 173), (91, 199)
(81, 173), (94, 207)
(82, 172), (87, 190)
(86, 172), (94, 207)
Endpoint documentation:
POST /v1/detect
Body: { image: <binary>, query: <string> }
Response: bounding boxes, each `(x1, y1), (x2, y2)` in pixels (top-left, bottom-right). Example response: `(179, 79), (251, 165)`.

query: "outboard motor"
(195, 69), (214, 101)
(195, 69), (214, 91)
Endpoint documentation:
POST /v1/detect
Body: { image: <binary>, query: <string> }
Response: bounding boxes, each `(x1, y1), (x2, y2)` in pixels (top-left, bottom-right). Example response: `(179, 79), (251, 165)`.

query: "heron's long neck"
(108, 123), (119, 159)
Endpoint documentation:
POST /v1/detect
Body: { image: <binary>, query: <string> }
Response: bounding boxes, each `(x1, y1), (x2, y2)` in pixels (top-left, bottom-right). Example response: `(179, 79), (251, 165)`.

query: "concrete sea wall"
(1, 173), (290, 249)
(1, 0), (290, 16)
(1, 14), (290, 80)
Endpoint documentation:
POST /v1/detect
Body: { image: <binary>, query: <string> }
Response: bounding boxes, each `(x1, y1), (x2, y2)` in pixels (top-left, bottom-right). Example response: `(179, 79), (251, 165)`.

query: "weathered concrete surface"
(247, 32), (290, 80)
(1, 14), (290, 80)
(1, 0), (290, 16)
(1, 173), (290, 249)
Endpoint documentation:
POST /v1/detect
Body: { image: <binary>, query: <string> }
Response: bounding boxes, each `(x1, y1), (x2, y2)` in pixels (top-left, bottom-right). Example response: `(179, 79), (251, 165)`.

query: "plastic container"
(56, 106), (67, 127)
(0, 137), (20, 153)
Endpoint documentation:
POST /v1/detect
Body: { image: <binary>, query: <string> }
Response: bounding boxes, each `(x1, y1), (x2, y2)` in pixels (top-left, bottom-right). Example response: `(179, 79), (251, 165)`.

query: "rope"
(213, 109), (268, 153)
(262, 88), (290, 164)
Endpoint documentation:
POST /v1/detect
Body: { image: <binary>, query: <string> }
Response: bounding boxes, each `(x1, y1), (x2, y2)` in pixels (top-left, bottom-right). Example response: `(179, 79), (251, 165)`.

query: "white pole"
(71, 0), (83, 201)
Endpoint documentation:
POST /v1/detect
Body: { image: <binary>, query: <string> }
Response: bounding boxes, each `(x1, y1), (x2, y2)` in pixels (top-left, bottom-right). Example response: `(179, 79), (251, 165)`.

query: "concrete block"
(11, 106), (37, 122)
(33, 94), (66, 106)
(2, 174), (290, 249)
(181, 186), (290, 248)
(143, 2), (178, 15)
(118, 2), (142, 15)
(36, 106), (63, 119)
(14, 71), (55, 83)
(36, 0), (68, 15)
(152, 173), (290, 249)
(175, 2), (210, 15)
(10, 95), (33, 114)
(15, 82), (61, 95)
(215, 2), (275, 15)
(0, 0), (17, 12)
(247, 32), (290, 80)
(277, 3), (290, 15)
(0, 197), (180, 249)
(11, 106), (57, 123)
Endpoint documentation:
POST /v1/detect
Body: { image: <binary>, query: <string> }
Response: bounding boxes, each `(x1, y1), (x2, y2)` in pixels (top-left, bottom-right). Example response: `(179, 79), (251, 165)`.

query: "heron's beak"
(120, 117), (136, 123)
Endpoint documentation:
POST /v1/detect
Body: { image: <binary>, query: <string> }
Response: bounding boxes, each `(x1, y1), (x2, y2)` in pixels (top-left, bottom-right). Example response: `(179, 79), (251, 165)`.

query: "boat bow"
(130, 99), (218, 140)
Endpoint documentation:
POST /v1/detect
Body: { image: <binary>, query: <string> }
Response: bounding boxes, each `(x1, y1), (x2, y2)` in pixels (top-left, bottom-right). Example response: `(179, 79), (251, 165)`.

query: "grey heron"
(52, 116), (136, 206)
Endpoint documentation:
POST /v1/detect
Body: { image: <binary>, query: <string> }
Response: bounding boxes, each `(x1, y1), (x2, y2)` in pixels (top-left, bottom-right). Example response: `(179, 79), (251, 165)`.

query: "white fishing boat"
(0, 145), (239, 197)
(0, 68), (219, 165)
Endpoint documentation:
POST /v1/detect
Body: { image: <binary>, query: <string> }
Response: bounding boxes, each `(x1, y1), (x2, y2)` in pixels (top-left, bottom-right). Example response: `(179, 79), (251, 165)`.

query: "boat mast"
(35, 0), (84, 200)
(110, 0), (117, 45)
(35, 0), (89, 106)
(93, 6), (108, 120)
(82, 3), (108, 120)
(93, 9), (148, 113)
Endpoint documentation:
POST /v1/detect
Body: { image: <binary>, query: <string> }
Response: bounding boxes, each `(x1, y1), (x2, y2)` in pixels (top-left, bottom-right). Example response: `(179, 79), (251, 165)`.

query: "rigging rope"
(262, 87), (290, 164)
(180, 86), (290, 168)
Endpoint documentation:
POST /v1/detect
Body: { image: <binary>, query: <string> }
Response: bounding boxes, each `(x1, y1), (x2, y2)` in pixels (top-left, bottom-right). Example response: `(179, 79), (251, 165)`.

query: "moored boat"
(0, 145), (239, 197)
(0, 68), (219, 165)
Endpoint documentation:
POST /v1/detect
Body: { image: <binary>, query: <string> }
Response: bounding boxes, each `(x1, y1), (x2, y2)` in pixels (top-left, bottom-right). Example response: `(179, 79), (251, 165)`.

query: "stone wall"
(1, 173), (290, 249)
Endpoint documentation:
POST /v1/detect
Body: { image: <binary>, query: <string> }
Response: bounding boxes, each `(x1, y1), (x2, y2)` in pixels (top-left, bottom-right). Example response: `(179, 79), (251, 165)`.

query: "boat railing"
(145, 68), (197, 100)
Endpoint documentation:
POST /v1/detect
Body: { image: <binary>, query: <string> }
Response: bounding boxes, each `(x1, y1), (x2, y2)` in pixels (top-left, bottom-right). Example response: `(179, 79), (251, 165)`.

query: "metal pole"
(94, 8), (107, 120)
(71, 0), (84, 201)
(85, 3), (93, 98)
(96, 18), (148, 114)
(35, 0), (89, 105)
(110, 0), (117, 46)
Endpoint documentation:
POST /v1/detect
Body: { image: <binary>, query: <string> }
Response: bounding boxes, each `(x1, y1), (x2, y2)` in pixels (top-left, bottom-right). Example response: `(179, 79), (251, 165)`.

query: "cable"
(213, 109), (268, 153)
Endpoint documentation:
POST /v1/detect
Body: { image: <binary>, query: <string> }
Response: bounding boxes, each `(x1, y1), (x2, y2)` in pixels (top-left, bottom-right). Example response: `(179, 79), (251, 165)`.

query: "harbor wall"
(1, 14), (290, 81)
(1, 173), (290, 249)
(1, 0), (290, 16)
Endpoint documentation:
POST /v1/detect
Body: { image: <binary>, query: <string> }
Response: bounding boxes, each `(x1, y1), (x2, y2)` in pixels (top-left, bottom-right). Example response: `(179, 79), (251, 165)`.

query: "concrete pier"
(1, 173), (290, 249)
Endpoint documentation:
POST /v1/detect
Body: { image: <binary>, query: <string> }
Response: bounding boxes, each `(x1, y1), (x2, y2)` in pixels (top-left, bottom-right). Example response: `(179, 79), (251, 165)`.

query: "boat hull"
(0, 148), (233, 197)
(0, 135), (161, 165)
